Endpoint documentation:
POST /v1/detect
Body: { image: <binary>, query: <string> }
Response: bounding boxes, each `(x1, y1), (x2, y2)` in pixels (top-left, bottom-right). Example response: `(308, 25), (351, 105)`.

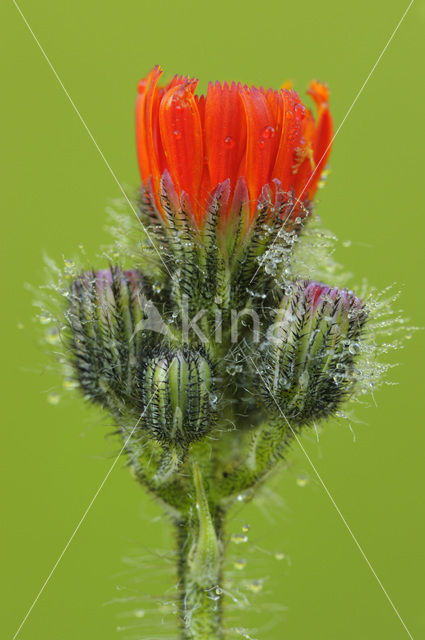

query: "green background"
(2, 0), (424, 638)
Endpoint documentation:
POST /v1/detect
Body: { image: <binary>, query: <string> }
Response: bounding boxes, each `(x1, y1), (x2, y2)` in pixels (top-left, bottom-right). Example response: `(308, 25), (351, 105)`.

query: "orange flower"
(135, 66), (332, 229)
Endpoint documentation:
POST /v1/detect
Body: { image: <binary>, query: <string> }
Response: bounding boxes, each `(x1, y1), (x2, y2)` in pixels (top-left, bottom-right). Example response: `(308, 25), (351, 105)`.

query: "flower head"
(261, 280), (367, 425)
(135, 66), (332, 229)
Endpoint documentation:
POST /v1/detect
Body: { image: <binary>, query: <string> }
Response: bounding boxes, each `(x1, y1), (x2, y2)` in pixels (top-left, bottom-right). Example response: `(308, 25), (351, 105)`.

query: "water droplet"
(209, 393), (218, 406)
(262, 125), (275, 139)
(47, 392), (60, 405)
(241, 523), (250, 533)
(215, 587), (223, 595)
(63, 258), (76, 279)
(230, 533), (248, 545)
(342, 240), (351, 248)
(233, 558), (246, 570)
(275, 551), (285, 561)
(348, 342), (360, 355)
(236, 489), (254, 503)
(247, 579), (263, 593)
(45, 327), (60, 345)
(17, 322), (24, 330)
(224, 136), (235, 148)
(296, 473), (309, 487)
(173, 130), (182, 139)
(63, 378), (79, 391)
(258, 138), (265, 147)
(133, 609), (145, 619)
(39, 314), (51, 325)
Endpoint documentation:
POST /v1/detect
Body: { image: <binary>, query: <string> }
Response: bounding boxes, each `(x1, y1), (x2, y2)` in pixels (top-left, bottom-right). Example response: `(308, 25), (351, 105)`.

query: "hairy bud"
(66, 267), (146, 409)
(262, 280), (367, 425)
(143, 348), (215, 446)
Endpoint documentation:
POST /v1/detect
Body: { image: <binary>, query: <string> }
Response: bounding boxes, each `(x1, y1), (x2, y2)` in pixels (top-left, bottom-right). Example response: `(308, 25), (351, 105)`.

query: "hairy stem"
(175, 464), (225, 639)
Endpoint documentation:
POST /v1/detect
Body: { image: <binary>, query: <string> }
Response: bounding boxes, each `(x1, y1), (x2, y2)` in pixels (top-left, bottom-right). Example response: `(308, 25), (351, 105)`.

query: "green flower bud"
(143, 348), (215, 446)
(261, 280), (367, 425)
(66, 267), (146, 409)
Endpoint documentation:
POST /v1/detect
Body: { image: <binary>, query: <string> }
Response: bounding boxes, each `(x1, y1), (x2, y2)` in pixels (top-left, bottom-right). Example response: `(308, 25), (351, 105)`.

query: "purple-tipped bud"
(262, 280), (367, 425)
(66, 267), (147, 410)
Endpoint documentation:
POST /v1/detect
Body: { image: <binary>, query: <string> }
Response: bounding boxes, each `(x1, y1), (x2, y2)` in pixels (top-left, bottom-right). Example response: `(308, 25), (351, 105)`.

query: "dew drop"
(45, 327), (60, 345)
(348, 342), (360, 355)
(236, 489), (254, 503)
(209, 393), (218, 407)
(173, 130), (182, 139)
(230, 533), (248, 545)
(274, 551), (286, 561)
(47, 392), (60, 405)
(247, 579), (263, 593)
(296, 473), (309, 487)
(241, 523), (250, 533)
(224, 136), (235, 148)
(39, 314), (51, 325)
(262, 125), (275, 139)
(63, 378), (79, 391)
(233, 558), (246, 570)
(133, 609), (145, 619)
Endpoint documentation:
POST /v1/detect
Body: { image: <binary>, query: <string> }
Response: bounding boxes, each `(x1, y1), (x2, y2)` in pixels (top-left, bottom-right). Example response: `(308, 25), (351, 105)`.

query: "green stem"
(175, 464), (225, 639)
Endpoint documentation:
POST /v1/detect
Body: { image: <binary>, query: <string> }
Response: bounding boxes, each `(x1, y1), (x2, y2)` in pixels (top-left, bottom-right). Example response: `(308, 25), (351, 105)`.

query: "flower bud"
(66, 267), (146, 408)
(143, 348), (215, 446)
(262, 280), (367, 425)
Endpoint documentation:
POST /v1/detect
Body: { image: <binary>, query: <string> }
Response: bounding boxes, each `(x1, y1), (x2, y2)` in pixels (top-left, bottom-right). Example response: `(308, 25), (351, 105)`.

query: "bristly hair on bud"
(142, 347), (216, 447)
(65, 267), (151, 415)
(260, 280), (368, 425)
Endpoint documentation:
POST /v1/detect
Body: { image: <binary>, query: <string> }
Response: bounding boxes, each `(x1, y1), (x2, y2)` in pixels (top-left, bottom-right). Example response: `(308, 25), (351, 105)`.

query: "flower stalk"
(175, 462), (224, 640)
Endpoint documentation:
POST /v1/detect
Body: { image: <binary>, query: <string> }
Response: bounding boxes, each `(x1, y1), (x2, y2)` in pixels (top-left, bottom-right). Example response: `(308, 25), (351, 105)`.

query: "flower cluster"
(41, 66), (397, 640)
(55, 66), (371, 475)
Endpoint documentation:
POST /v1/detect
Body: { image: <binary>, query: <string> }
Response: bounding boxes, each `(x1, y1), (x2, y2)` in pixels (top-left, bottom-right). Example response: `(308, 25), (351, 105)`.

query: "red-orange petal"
(239, 87), (277, 218)
(144, 66), (164, 200)
(306, 81), (333, 199)
(205, 82), (247, 196)
(159, 80), (204, 222)
(271, 90), (305, 193)
(135, 72), (154, 183)
(265, 89), (283, 140)
(293, 108), (316, 202)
